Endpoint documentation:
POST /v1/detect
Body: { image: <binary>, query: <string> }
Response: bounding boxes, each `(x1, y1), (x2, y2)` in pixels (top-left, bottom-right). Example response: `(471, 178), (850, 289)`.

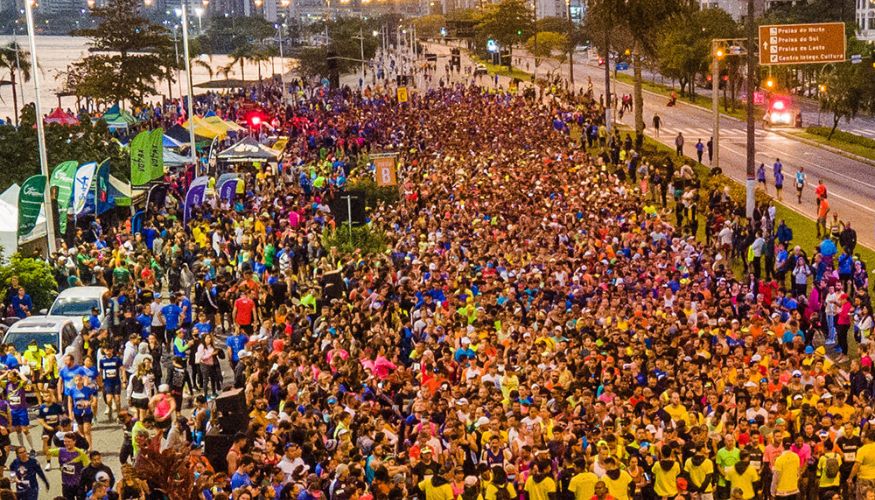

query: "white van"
(46, 286), (109, 332)
(2, 316), (79, 365)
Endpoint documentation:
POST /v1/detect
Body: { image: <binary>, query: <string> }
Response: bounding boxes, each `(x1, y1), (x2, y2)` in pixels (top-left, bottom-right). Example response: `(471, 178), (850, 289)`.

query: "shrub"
(347, 178), (400, 209)
(0, 253), (59, 312)
(323, 224), (389, 256)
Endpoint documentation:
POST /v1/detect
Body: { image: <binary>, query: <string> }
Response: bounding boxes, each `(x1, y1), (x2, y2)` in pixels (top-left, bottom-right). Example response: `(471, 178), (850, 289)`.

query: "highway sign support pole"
(745, 0), (756, 219)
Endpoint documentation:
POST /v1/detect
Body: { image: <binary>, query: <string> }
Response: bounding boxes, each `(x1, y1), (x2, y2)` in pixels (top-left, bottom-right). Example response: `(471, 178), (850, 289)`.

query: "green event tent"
(101, 104), (139, 131)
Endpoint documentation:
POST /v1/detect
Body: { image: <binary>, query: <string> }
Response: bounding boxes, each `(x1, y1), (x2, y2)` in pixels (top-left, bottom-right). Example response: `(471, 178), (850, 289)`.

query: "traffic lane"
(578, 63), (875, 248)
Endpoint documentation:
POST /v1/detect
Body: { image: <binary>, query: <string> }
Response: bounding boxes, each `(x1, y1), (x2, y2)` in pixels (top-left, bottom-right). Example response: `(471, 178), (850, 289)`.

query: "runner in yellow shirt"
(567, 457), (598, 500)
(724, 451), (759, 500)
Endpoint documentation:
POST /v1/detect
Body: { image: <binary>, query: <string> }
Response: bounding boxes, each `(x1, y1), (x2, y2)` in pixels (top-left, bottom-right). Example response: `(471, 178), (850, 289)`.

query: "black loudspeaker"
(326, 50), (340, 88)
(330, 190), (366, 225)
(204, 430), (234, 473)
(214, 387), (248, 432)
(321, 270), (345, 300)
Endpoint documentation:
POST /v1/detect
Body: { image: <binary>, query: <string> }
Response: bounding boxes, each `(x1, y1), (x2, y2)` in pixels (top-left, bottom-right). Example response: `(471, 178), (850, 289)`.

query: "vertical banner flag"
(183, 175), (209, 224)
(397, 86), (409, 103)
(73, 162), (97, 216)
(17, 175), (46, 240)
(49, 161), (78, 234)
(129, 131), (151, 186)
(216, 173), (239, 204)
(94, 160), (111, 215)
(149, 128), (165, 181)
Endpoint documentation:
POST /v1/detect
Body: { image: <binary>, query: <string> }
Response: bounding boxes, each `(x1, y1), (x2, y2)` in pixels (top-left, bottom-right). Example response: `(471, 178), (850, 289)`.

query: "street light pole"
(712, 40), (720, 170)
(24, 0), (57, 254)
(180, 4), (197, 166)
(277, 23), (288, 102)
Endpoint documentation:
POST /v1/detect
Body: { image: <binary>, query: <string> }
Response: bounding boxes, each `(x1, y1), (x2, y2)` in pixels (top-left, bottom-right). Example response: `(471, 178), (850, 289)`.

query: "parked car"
(2, 316), (78, 399)
(3, 316), (79, 365)
(474, 64), (488, 76)
(45, 286), (108, 332)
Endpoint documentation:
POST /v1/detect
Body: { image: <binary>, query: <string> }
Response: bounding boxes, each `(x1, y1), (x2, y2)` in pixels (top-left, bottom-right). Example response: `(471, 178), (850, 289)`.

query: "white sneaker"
(44, 462), (51, 471)
(103, 407), (110, 416)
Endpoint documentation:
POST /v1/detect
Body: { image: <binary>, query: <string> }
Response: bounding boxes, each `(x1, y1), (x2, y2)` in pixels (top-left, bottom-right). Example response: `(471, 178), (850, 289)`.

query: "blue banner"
(183, 176), (209, 224)
(216, 173), (239, 204)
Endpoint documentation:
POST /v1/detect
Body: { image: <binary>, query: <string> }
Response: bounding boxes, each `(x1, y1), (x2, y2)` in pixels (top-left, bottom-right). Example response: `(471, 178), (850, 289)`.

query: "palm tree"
(0, 42), (31, 127)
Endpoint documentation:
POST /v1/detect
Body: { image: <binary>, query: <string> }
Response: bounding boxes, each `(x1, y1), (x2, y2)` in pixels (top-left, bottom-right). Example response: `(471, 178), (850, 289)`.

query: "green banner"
(17, 174), (46, 241)
(149, 128), (164, 181)
(49, 161), (77, 235)
(129, 131), (151, 186)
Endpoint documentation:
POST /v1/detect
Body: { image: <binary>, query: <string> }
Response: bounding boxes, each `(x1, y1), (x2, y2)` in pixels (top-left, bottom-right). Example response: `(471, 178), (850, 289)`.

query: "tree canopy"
(67, 0), (171, 106)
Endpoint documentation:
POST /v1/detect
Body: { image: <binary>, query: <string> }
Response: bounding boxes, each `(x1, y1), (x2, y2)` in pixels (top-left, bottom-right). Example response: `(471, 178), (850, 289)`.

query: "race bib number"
(104, 369), (117, 379)
(76, 400), (90, 409)
(8, 395), (20, 406)
(751, 460), (761, 469)
(46, 414), (58, 424)
(62, 463), (76, 475)
(845, 452), (857, 462)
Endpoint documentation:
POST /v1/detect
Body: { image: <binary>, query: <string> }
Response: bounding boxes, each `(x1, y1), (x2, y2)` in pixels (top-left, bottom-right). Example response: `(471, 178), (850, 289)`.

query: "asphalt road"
(425, 43), (875, 249)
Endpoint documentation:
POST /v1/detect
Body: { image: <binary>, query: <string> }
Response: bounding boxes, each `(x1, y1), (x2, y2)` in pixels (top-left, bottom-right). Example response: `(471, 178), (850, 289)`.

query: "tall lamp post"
(24, 0), (58, 254)
(161, 1), (198, 166)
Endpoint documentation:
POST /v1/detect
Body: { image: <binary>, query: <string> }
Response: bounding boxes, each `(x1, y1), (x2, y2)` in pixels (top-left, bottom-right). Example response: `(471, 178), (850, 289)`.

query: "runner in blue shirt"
(57, 355), (85, 402)
(180, 294), (193, 330)
(97, 345), (123, 422)
(226, 331), (249, 368)
(67, 376), (96, 450)
(159, 297), (183, 347)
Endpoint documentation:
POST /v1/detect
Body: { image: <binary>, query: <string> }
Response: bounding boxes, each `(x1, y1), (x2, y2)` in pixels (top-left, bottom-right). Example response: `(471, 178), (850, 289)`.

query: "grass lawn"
(613, 128), (875, 276)
(469, 55), (531, 81)
(784, 129), (875, 164)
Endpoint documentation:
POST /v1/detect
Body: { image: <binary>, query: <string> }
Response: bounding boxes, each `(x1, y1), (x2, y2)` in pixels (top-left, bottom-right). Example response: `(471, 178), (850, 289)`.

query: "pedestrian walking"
(775, 170), (784, 201)
(815, 179), (827, 209)
(707, 136), (714, 163)
(696, 139), (704, 164)
(757, 163), (767, 192)
(817, 193), (830, 238)
(675, 132), (684, 157)
(652, 113), (661, 137)
(795, 167), (806, 204)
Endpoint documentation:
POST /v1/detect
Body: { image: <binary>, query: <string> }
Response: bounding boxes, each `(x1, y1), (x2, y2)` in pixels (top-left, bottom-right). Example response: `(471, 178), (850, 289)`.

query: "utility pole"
(745, 0), (756, 218)
(712, 40), (721, 171)
(566, 0), (573, 87)
(604, 29), (611, 133)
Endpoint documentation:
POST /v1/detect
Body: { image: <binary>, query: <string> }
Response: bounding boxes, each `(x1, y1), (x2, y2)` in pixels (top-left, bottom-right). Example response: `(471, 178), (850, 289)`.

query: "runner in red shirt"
(232, 291), (257, 335)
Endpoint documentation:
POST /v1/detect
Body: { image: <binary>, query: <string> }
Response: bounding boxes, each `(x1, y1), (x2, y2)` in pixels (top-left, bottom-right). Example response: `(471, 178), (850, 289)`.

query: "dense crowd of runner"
(0, 50), (873, 500)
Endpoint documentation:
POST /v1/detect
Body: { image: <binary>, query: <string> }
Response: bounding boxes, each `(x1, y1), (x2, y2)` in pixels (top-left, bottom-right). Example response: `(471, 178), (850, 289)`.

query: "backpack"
(824, 453), (840, 479)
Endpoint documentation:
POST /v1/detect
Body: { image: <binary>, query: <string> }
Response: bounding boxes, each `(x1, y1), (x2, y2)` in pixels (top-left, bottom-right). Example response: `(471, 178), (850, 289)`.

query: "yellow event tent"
(204, 115), (244, 133)
(181, 116), (227, 139)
